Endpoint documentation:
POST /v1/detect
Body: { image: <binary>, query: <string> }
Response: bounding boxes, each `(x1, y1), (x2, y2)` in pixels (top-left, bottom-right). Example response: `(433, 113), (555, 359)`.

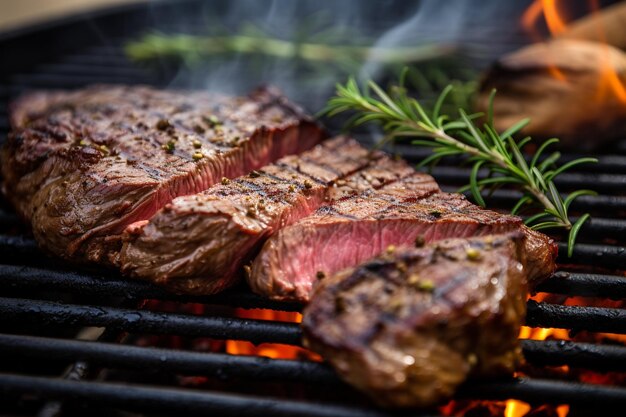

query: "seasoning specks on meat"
(302, 233), (529, 409)
(119, 136), (436, 295)
(0, 84), (325, 265)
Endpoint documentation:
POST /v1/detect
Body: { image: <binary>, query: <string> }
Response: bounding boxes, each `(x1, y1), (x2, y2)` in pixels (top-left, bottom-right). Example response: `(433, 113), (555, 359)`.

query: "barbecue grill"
(0, 1), (625, 416)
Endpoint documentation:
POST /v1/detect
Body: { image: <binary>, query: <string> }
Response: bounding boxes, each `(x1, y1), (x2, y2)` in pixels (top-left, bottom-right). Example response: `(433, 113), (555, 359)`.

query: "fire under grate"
(0, 1), (625, 416)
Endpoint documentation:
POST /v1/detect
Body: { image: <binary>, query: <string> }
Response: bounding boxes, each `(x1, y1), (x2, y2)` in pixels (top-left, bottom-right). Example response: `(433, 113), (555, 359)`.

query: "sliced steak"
(1, 85), (325, 263)
(302, 233), (529, 408)
(249, 188), (556, 303)
(119, 136), (439, 294)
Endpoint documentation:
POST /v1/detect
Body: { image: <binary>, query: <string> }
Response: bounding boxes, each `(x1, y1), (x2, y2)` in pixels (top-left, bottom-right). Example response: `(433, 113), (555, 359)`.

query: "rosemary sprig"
(125, 32), (453, 69)
(322, 75), (597, 256)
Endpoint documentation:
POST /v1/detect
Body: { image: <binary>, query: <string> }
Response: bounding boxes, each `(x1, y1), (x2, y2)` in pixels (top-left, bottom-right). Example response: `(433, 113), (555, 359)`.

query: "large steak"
(1, 85), (325, 264)
(302, 233), (529, 408)
(119, 136), (439, 294)
(249, 184), (556, 303)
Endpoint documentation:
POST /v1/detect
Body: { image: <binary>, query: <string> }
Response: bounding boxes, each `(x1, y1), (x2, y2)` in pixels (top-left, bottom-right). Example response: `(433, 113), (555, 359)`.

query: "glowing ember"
(556, 405), (571, 417)
(504, 400), (531, 417)
(529, 292), (626, 344)
(504, 402), (570, 417)
(226, 308), (321, 361)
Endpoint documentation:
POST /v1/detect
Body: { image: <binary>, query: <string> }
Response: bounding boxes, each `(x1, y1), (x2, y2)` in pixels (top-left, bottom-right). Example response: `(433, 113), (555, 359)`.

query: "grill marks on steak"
(302, 233), (529, 408)
(249, 186), (556, 303)
(1, 85), (325, 263)
(2, 85), (557, 304)
(119, 136), (436, 294)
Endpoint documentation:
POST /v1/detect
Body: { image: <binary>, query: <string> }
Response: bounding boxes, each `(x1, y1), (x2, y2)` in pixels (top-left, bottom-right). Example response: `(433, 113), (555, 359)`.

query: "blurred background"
(0, 0), (146, 31)
(0, 0), (624, 144)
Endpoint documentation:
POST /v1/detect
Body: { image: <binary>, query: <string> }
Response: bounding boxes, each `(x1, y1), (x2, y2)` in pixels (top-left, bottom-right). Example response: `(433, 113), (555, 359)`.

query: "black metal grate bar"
(0, 334), (338, 384)
(526, 300), (626, 334)
(0, 264), (303, 311)
(0, 235), (39, 259)
(35, 327), (125, 417)
(1, 264), (624, 306)
(534, 271), (626, 300)
(461, 188), (626, 214)
(1, 297), (625, 342)
(521, 339), (626, 372)
(455, 377), (626, 408)
(556, 242), (625, 270)
(395, 144), (626, 175)
(0, 297), (302, 345)
(0, 374), (402, 417)
(2, 373), (626, 414)
(2, 334), (626, 379)
(0, 211), (19, 229)
(430, 167), (626, 194)
(557, 216), (626, 241)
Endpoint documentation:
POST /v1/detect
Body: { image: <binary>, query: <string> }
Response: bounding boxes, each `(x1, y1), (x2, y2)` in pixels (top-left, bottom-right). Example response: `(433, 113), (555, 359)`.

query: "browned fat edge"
(0, 85), (326, 265)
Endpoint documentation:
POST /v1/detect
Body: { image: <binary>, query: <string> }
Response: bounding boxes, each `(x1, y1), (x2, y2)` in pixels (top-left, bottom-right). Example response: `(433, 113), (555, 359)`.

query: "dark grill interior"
(0, 1), (625, 416)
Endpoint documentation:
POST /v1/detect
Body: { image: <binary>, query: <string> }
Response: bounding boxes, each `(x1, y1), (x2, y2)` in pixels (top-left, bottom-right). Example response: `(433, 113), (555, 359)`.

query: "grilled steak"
(119, 136), (438, 294)
(302, 233), (529, 408)
(1, 85), (324, 264)
(249, 188), (556, 303)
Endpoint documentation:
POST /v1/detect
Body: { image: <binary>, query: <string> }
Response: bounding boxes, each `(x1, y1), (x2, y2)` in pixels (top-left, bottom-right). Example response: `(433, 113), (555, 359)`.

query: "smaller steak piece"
(1, 85), (324, 264)
(302, 233), (529, 409)
(119, 136), (434, 294)
(249, 188), (556, 303)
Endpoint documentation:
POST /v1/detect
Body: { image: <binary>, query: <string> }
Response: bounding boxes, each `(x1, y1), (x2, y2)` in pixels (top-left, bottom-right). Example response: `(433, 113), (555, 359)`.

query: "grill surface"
(0, 1), (625, 416)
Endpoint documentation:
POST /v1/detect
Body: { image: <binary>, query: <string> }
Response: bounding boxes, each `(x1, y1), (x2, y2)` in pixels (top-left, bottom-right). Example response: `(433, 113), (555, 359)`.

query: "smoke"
(150, 0), (532, 112)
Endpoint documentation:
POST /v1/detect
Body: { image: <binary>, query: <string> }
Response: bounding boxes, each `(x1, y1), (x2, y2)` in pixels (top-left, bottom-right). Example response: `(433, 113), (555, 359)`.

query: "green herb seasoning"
(162, 140), (176, 153)
(322, 73), (597, 257)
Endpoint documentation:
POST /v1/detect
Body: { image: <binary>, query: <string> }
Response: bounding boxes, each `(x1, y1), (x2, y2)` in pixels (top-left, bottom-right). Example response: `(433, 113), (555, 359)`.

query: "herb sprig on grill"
(322, 73), (597, 256)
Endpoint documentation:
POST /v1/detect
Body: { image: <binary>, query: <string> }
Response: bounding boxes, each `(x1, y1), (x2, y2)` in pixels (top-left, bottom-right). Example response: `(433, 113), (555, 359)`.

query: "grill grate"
(0, 1), (625, 416)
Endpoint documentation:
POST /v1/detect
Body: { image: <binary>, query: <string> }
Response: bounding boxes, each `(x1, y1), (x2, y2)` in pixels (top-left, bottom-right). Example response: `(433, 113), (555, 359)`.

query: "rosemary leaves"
(322, 73), (597, 256)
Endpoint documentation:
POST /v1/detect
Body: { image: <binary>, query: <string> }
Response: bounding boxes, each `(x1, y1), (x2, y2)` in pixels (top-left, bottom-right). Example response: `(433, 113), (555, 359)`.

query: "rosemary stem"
(525, 186), (571, 229)
(126, 34), (452, 65)
(324, 75), (595, 254)
(424, 128), (570, 229)
(434, 129), (505, 168)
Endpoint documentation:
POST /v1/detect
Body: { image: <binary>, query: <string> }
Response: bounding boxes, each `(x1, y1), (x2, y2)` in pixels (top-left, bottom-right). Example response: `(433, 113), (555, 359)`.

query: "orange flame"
(521, 293), (570, 341)
(521, 0), (544, 39)
(504, 397), (570, 416)
(522, 0), (626, 101)
(521, 0), (568, 36)
(225, 308), (321, 361)
(521, 0), (568, 81)
(530, 292), (626, 344)
(540, 0), (568, 35)
(509, 293), (571, 417)
(587, 0), (626, 104)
